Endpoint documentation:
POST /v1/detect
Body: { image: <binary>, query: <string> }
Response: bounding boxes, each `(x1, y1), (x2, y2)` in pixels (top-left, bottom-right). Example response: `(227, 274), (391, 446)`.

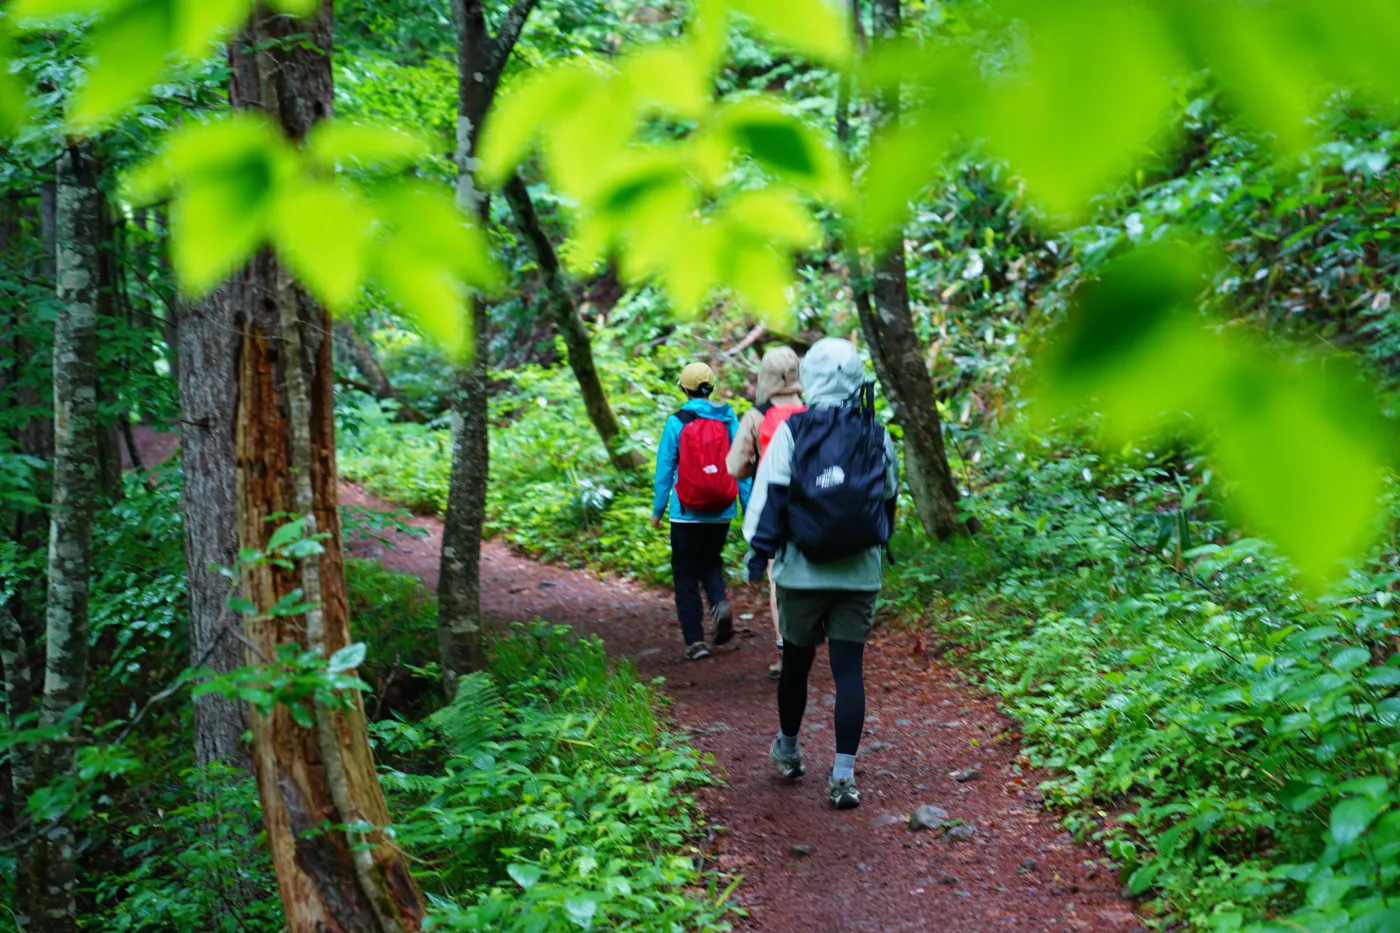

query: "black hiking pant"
(671, 521), (730, 645)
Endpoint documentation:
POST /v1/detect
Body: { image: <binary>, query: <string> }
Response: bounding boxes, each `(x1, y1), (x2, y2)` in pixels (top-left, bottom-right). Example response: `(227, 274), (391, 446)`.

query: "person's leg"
(827, 639), (867, 769)
(697, 522), (733, 644)
(824, 590), (877, 808)
(777, 640), (817, 741)
(696, 521), (729, 610)
(766, 564), (782, 678)
(670, 523), (706, 648)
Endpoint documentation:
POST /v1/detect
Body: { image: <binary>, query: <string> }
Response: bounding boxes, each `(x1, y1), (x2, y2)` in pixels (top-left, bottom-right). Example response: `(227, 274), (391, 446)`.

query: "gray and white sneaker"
(769, 736), (805, 780)
(711, 601), (734, 645)
(685, 642), (711, 660)
(828, 773), (860, 810)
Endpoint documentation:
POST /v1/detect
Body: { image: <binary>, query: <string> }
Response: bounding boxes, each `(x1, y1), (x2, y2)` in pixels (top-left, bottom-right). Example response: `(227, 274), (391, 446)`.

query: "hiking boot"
(769, 736), (805, 781)
(685, 642), (711, 660)
(711, 601), (734, 646)
(828, 773), (860, 810)
(767, 652), (782, 679)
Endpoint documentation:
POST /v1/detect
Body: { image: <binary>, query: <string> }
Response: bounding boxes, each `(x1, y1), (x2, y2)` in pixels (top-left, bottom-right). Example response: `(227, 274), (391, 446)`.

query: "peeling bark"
(502, 175), (645, 472)
(30, 139), (101, 933)
(853, 0), (974, 541)
(228, 6), (425, 931)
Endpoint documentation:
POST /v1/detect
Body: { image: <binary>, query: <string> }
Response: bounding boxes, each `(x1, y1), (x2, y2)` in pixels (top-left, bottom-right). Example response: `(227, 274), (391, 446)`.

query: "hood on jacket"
(800, 337), (865, 408)
(679, 396), (738, 423)
(755, 346), (803, 406)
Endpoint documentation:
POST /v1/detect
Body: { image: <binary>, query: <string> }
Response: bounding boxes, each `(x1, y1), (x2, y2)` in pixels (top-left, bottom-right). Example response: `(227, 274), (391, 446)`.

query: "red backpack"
(673, 410), (738, 513)
(757, 401), (807, 461)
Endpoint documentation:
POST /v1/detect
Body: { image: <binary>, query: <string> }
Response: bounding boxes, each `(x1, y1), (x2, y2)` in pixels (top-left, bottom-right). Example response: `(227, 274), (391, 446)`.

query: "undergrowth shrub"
(377, 622), (733, 932)
(339, 338), (750, 585)
(893, 426), (1400, 932)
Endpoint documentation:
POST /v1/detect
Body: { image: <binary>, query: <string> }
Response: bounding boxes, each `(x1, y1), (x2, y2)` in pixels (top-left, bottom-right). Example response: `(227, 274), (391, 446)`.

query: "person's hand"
(650, 514), (664, 530)
(744, 551), (769, 584)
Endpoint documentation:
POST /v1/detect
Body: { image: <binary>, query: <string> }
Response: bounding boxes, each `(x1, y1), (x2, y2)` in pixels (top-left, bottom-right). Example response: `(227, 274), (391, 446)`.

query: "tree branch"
(487, 0), (539, 81)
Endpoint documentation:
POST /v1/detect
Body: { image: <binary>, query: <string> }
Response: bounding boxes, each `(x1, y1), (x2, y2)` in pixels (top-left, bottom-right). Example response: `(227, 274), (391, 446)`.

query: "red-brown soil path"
(340, 482), (1143, 933)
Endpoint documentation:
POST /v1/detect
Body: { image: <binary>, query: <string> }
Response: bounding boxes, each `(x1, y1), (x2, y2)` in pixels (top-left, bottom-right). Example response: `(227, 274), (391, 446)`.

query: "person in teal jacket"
(651, 362), (752, 659)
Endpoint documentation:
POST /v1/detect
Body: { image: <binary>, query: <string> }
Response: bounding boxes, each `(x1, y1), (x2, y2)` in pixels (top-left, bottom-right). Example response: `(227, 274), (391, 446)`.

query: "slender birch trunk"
(29, 138), (101, 933)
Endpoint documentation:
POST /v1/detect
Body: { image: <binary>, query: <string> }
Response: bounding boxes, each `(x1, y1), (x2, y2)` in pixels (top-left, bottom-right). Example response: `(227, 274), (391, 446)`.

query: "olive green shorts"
(775, 586), (879, 648)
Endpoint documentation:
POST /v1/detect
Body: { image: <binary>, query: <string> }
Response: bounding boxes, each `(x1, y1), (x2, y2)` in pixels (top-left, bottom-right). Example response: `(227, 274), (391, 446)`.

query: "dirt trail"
(341, 483), (1142, 933)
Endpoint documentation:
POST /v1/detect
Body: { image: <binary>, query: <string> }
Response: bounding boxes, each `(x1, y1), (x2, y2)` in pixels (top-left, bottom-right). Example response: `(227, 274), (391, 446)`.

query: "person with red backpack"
(651, 362), (751, 660)
(726, 346), (805, 679)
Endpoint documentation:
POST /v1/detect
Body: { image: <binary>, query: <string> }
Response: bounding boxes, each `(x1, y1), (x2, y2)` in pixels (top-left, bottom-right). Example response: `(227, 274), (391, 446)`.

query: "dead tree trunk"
(30, 139), (101, 933)
(853, 0), (974, 541)
(228, 6), (426, 930)
(438, 0), (537, 691)
(502, 175), (645, 472)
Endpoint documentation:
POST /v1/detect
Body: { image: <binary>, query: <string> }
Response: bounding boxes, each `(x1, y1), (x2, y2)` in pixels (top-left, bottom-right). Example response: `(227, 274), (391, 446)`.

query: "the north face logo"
(815, 466), (846, 489)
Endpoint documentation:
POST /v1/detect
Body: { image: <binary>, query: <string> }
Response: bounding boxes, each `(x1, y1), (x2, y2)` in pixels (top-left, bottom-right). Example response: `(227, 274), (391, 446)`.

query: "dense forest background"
(5, 0), (1400, 931)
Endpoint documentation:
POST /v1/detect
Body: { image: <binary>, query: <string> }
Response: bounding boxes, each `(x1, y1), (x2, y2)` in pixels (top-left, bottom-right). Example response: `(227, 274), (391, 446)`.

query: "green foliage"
(887, 425), (1400, 931)
(339, 337), (751, 584)
(381, 622), (733, 932)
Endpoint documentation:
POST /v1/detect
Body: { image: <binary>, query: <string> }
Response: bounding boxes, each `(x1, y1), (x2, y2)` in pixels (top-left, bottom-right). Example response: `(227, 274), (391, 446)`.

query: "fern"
(430, 672), (505, 758)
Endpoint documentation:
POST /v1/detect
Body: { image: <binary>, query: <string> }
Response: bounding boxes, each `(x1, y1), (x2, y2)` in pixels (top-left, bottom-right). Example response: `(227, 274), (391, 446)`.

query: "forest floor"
(128, 427), (1140, 931)
(339, 482), (1144, 933)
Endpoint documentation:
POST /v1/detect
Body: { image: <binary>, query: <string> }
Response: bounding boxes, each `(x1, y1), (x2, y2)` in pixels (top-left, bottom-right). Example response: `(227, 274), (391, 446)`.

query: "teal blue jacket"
(652, 398), (752, 522)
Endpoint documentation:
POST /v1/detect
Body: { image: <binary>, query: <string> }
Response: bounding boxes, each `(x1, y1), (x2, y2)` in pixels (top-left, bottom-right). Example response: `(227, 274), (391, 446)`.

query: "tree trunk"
(30, 139), (101, 933)
(854, 0), (973, 541)
(176, 289), (249, 771)
(1, 597), (34, 930)
(94, 193), (125, 502)
(438, 0), (536, 691)
(333, 321), (426, 423)
(502, 174), (645, 472)
(228, 7), (425, 931)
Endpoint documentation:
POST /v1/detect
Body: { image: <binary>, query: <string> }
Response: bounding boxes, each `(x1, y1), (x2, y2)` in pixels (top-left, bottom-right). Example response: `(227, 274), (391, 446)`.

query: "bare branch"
(487, 0), (539, 82)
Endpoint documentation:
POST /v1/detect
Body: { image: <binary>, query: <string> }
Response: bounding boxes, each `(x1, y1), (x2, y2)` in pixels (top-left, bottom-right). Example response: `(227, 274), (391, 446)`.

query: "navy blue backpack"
(785, 381), (891, 562)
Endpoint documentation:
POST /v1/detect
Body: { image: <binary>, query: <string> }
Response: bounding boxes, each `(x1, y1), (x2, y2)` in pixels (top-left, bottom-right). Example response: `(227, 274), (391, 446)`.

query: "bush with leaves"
(378, 622), (733, 933)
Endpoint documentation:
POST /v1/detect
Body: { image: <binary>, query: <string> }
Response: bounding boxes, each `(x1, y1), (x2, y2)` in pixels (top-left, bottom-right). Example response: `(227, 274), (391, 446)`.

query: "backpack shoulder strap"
(675, 409), (698, 425)
(756, 400), (773, 415)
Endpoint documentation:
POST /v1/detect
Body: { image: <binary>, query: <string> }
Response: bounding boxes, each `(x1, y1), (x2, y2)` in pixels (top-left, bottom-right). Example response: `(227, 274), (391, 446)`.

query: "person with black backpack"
(652, 362), (751, 660)
(741, 338), (898, 809)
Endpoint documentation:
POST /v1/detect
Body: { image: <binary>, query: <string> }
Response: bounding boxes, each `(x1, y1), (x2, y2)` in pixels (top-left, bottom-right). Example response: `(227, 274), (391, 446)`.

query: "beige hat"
(677, 361), (716, 391)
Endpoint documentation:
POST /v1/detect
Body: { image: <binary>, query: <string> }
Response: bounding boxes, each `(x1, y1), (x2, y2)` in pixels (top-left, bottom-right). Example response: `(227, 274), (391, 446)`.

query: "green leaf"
(1127, 860), (1160, 895)
(477, 62), (598, 187)
(227, 595), (258, 615)
(1336, 777), (1390, 801)
(729, 244), (793, 328)
(1330, 797), (1382, 847)
(0, 53), (28, 138)
(563, 893), (600, 930)
(714, 99), (851, 206)
(171, 0), (245, 57)
(328, 642), (366, 674)
(266, 517), (308, 553)
(725, 0), (849, 66)
(1364, 667), (1400, 688)
(10, 0), (117, 20)
(1330, 646), (1372, 673)
(271, 181), (373, 311)
(303, 121), (433, 170)
(67, 0), (172, 132)
(506, 863), (542, 890)
(267, 0), (317, 14)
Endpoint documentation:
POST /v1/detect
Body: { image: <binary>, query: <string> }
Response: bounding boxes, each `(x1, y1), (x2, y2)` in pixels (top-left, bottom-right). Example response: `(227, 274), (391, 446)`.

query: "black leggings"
(777, 639), (865, 755)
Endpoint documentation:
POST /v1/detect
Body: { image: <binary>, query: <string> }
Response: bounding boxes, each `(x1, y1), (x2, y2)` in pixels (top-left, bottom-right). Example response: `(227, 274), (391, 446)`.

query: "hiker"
(652, 361), (751, 660)
(727, 346), (805, 680)
(742, 338), (897, 809)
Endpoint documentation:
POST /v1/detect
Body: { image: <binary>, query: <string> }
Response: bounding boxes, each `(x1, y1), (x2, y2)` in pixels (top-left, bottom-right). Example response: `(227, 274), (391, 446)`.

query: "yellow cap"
(677, 362), (716, 391)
